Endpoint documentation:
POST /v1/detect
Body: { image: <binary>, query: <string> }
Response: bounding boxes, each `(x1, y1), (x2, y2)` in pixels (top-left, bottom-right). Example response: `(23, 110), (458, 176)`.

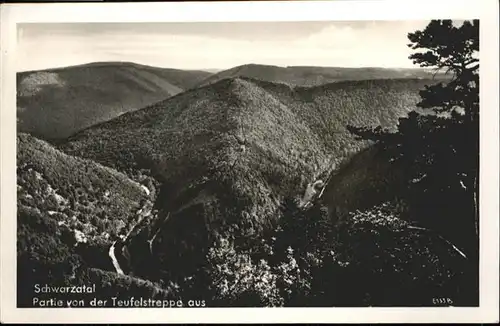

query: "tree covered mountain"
(17, 62), (212, 140)
(197, 63), (451, 88)
(56, 76), (434, 280)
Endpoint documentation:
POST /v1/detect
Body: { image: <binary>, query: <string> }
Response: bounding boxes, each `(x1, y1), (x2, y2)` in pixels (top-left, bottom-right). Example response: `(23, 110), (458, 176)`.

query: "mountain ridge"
(197, 63), (451, 88)
(17, 62), (213, 140)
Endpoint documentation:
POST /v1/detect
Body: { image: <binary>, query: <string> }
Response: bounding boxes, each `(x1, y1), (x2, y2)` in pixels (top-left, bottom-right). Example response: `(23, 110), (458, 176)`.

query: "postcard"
(1, 0), (498, 323)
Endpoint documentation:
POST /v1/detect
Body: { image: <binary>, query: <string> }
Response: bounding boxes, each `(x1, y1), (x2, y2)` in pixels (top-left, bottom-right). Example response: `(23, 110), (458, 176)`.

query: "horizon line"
(17, 60), (432, 74)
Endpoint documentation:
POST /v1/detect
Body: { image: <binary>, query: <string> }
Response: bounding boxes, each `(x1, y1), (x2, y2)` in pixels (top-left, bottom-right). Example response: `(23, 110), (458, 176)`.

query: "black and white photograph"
(1, 1), (498, 324)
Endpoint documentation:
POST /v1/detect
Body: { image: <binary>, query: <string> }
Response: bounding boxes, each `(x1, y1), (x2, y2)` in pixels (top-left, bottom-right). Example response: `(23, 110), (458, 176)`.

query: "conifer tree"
(348, 20), (480, 259)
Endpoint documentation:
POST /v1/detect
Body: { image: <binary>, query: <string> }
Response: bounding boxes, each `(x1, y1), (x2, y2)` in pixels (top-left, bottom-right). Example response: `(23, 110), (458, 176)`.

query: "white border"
(1, 0), (498, 323)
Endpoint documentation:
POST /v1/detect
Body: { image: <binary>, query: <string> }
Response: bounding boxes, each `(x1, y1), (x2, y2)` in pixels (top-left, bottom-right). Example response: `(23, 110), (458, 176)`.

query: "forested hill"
(16, 133), (181, 306)
(17, 62), (212, 140)
(56, 76), (434, 278)
(197, 63), (451, 87)
(61, 76), (433, 175)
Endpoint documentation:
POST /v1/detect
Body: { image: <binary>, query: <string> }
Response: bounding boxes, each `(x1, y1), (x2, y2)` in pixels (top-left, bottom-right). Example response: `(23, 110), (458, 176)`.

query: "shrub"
(196, 200), (475, 307)
(203, 235), (284, 307)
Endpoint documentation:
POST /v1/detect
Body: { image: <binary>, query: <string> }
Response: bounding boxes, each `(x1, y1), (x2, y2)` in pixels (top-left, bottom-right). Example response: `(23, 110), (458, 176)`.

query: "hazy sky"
(16, 21), (433, 72)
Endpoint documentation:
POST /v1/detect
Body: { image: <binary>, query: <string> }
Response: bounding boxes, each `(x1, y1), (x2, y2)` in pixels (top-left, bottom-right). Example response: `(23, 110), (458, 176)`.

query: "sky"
(16, 21), (434, 72)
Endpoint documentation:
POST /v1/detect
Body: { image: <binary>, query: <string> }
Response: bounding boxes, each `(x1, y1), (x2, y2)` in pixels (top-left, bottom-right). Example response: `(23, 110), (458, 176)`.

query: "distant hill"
(197, 63), (450, 88)
(17, 62), (212, 139)
(58, 76), (434, 278)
